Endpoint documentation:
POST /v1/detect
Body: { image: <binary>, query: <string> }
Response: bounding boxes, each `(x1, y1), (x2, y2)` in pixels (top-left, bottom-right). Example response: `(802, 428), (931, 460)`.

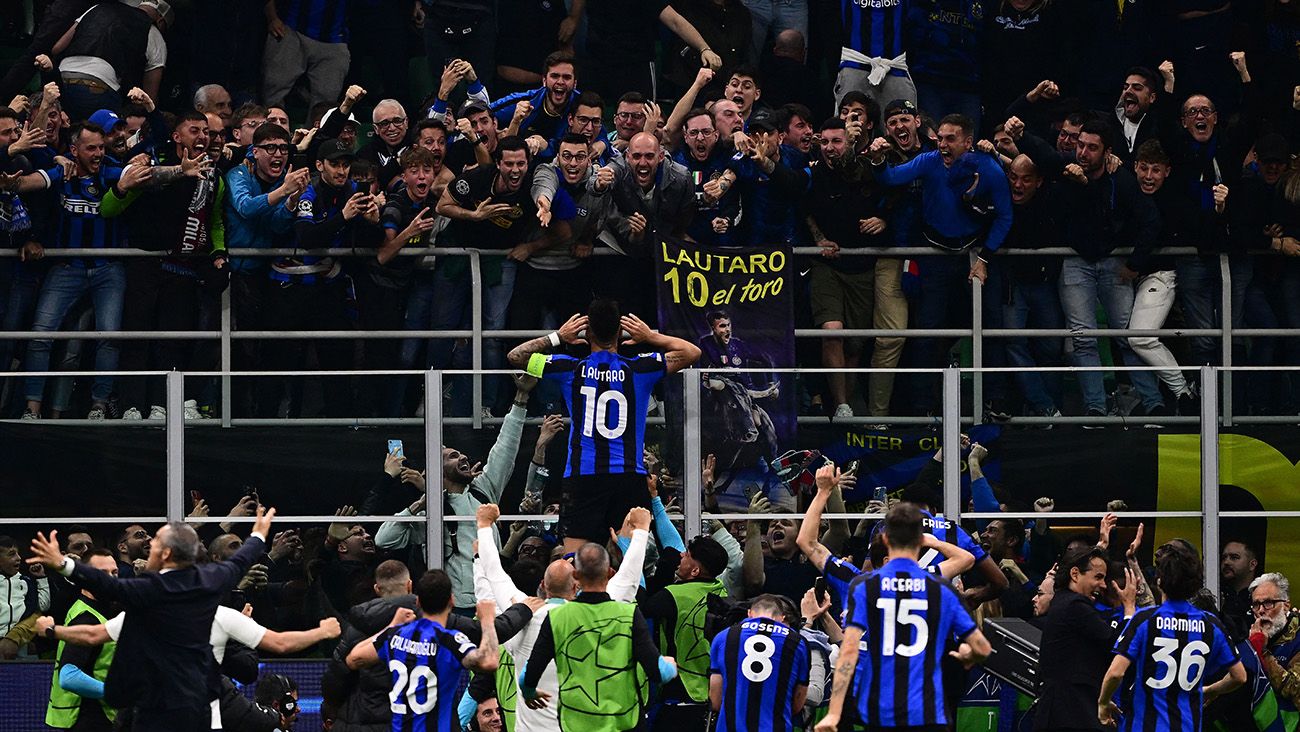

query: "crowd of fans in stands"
(0, 0), (1295, 424)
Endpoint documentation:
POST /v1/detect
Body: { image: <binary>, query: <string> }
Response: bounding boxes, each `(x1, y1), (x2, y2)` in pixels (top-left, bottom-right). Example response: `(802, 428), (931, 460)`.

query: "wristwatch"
(44, 625), (56, 640)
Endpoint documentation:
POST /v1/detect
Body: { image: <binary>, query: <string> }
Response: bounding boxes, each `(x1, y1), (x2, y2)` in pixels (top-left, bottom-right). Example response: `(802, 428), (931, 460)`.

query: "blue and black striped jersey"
(709, 617), (810, 732)
(374, 618), (477, 732)
(840, 0), (908, 67)
(39, 165), (125, 266)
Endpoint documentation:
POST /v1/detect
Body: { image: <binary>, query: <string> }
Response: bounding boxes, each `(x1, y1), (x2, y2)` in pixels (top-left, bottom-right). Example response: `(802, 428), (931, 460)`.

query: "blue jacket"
(729, 144), (811, 246)
(222, 163), (297, 274)
(490, 86), (593, 161)
(875, 150), (1012, 252)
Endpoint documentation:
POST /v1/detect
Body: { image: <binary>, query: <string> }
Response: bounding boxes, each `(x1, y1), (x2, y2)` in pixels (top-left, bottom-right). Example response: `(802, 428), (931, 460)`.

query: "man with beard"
(1016, 118), (1165, 423)
(1222, 541), (1260, 640)
(514, 134), (604, 358)
(1000, 154), (1065, 419)
(114, 526), (151, 578)
(375, 374), (538, 612)
(222, 123), (309, 417)
(435, 136), (548, 415)
(109, 111), (226, 422)
(878, 99), (929, 248)
(2, 124), (157, 420)
(359, 99), (411, 190)
(672, 108), (741, 246)
(727, 118), (809, 247)
(87, 110), (130, 166)
(1112, 66), (1169, 163)
(320, 522), (379, 613)
(805, 117), (901, 420)
(868, 113), (1012, 418)
(599, 131), (696, 323)
(43, 549), (119, 732)
(1250, 573), (1300, 716)
(490, 52), (580, 158)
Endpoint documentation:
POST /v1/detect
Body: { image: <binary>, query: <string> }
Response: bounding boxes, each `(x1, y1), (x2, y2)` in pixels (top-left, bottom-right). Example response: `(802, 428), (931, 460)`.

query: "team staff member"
(45, 549), (120, 732)
(709, 594), (810, 732)
(27, 507), (277, 732)
(520, 543), (679, 732)
(507, 300), (701, 553)
(346, 570), (500, 731)
(818, 502), (990, 731)
(1099, 541), (1245, 731)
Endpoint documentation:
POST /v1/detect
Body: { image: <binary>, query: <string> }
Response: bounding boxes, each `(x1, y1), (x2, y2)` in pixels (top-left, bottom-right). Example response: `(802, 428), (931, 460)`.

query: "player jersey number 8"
(1145, 638), (1210, 691)
(389, 660), (438, 714)
(579, 386), (628, 439)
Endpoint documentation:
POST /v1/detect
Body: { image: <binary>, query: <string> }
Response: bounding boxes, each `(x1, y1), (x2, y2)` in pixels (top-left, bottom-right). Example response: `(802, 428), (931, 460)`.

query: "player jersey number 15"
(579, 386), (628, 439)
(878, 598), (929, 657)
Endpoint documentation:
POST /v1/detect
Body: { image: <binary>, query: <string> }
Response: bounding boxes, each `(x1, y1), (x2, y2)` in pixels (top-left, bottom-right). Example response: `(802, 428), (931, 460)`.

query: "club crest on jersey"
(84, 184), (99, 198)
(455, 179), (470, 196)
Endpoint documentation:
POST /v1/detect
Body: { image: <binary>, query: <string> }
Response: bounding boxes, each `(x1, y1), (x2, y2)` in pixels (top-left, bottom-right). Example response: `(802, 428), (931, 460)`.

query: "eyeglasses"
(571, 115), (601, 127)
(684, 128), (715, 138)
(1252, 598), (1285, 612)
(375, 117), (407, 129)
(130, 530), (150, 539)
(558, 151), (589, 163)
(256, 144), (292, 155)
(1183, 107), (1216, 119)
(614, 111), (646, 121)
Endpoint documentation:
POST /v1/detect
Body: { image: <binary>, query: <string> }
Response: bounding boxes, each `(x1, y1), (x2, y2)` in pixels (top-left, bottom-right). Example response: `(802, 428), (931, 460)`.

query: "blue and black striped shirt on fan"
(374, 617), (478, 732)
(840, 0), (906, 67)
(1113, 599), (1240, 732)
(709, 617), (810, 732)
(537, 350), (666, 477)
(39, 165), (124, 267)
(845, 556), (977, 728)
(277, 0), (348, 43)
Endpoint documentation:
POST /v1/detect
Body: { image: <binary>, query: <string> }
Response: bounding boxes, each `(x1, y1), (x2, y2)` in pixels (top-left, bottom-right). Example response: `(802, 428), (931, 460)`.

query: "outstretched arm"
(797, 465), (838, 571)
(35, 616), (111, 646)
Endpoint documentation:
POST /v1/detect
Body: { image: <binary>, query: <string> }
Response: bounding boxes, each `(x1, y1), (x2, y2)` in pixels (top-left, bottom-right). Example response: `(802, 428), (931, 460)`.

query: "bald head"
(1008, 154), (1042, 204)
(543, 560), (577, 599)
(574, 542), (611, 587)
(627, 133), (662, 189)
(773, 30), (805, 60)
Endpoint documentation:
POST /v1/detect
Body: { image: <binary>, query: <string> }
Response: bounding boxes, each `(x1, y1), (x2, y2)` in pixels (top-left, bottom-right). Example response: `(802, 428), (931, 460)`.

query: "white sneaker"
(833, 403), (853, 419)
(87, 405), (106, 421)
(122, 407), (143, 420)
(183, 399), (206, 420)
(20, 409), (40, 420)
(480, 406), (494, 420)
(148, 405), (166, 420)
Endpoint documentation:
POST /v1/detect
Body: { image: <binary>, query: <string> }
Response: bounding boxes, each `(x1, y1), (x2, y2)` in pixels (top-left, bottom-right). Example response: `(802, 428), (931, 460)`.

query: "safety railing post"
(220, 286), (232, 428)
(425, 370), (444, 569)
(1219, 255), (1233, 427)
(970, 251), (983, 424)
(1201, 365), (1220, 600)
(683, 370), (702, 541)
(470, 251), (483, 427)
(166, 371), (184, 522)
(942, 368), (962, 519)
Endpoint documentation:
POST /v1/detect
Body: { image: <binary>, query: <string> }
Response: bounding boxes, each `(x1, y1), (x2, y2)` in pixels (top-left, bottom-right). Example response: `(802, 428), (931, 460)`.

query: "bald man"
(473, 504), (651, 732)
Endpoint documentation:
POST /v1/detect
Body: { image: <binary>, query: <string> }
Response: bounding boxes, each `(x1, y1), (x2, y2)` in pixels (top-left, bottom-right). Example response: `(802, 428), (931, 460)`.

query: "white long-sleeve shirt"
(473, 526), (649, 732)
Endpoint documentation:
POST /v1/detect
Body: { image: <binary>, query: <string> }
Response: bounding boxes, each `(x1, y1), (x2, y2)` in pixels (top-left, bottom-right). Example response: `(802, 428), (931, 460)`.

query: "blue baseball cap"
(88, 109), (125, 131)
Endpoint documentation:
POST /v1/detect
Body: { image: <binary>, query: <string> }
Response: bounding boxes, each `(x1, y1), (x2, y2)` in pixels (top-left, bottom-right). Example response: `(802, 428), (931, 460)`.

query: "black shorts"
(558, 472), (651, 542)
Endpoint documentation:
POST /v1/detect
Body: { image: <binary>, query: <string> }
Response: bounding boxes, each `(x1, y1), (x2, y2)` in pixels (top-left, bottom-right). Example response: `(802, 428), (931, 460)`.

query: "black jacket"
(218, 676), (283, 732)
(324, 594), (536, 732)
(1033, 590), (1118, 731)
(68, 536), (266, 712)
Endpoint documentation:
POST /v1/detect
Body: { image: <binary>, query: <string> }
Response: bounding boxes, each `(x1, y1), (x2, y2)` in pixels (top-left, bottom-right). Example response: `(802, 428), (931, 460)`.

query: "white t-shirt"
(58, 6), (166, 91)
(105, 605), (268, 729)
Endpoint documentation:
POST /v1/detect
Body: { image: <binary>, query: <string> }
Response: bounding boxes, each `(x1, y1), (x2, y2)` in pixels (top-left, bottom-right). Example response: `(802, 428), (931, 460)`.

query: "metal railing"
(5, 364), (1274, 602)
(2, 245), (1293, 426)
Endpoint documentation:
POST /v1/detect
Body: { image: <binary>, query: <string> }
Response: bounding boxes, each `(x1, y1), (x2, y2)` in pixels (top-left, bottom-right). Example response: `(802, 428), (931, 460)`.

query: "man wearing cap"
(259, 139), (379, 417)
(831, 0), (915, 113)
(446, 100), (500, 175)
(88, 109), (130, 165)
(53, 0), (170, 122)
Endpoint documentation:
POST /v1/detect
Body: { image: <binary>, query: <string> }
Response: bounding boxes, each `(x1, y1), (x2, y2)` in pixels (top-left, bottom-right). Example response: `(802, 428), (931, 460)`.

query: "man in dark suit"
(29, 507), (277, 732)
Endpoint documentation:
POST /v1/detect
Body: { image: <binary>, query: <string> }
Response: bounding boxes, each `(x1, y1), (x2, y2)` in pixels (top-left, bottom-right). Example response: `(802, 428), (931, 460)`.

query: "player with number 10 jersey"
(509, 299), (700, 552)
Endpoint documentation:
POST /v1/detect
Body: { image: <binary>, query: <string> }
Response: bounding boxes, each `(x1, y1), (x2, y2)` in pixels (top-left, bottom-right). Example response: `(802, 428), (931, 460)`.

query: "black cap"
(883, 98), (919, 120)
(318, 139), (355, 161)
(1255, 133), (1289, 163)
(747, 117), (777, 134)
(459, 99), (490, 118)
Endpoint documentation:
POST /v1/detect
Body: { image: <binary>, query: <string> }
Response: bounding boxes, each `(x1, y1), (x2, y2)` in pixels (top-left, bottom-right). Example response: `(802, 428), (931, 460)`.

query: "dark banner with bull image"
(655, 237), (799, 511)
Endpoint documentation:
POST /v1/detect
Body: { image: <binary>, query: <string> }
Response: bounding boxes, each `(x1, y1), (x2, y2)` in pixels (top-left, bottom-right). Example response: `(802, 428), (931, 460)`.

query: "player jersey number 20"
(1145, 638), (1210, 691)
(877, 598), (929, 657)
(389, 660), (438, 714)
(579, 386), (628, 439)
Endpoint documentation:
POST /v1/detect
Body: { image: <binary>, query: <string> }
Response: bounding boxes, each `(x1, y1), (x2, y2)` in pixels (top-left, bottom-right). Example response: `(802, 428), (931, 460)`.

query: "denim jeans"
(741, 0), (808, 65)
(24, 262), (125, 404)
(59, 81), (122, 128)
(1058, 256), (1162, 412)
(1175, 254), (1254, 367)
(1002, 280), (1064, 413)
